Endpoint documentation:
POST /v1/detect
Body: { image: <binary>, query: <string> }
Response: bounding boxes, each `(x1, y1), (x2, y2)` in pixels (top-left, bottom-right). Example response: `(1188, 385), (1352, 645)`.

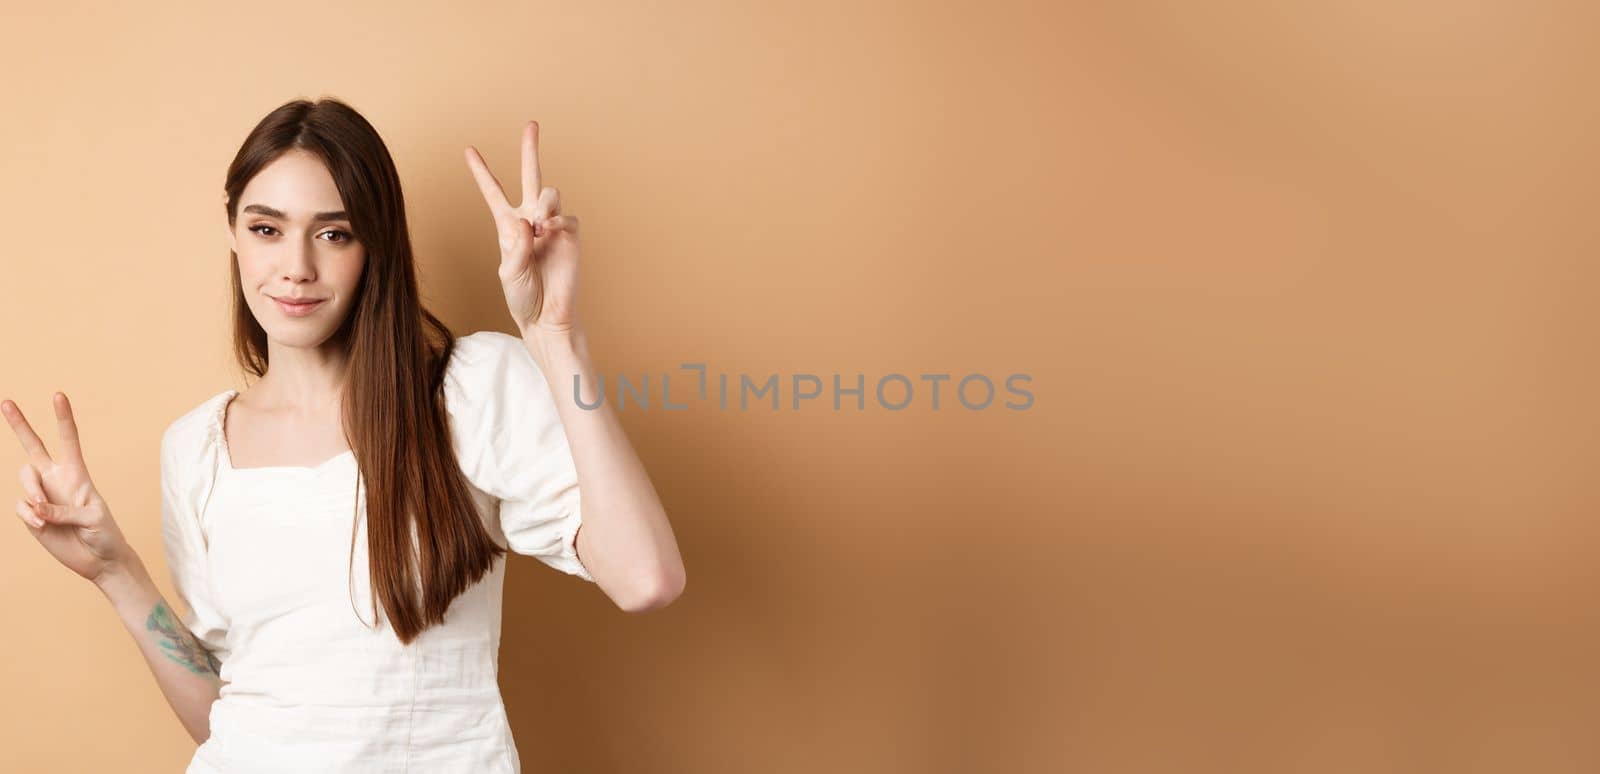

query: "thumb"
(30, 496), (94, 528)
(516, 216), (539, 250)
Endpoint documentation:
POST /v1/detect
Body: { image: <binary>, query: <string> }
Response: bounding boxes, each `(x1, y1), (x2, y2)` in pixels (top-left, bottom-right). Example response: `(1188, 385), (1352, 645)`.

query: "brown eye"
(249, 224), (279, 237)
(321, 229), (352, 244)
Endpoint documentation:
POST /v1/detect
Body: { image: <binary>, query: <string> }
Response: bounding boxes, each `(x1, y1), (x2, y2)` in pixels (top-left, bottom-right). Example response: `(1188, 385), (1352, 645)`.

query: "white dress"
(157, 331), (595, 774)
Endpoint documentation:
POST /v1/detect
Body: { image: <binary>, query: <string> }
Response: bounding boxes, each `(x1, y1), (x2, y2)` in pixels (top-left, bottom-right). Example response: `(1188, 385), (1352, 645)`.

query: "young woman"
(4, 97), (685, 773)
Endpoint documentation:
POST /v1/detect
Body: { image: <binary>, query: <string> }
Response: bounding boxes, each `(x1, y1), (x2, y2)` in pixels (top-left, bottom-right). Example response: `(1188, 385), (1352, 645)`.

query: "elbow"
(184, 713), (213, 747)
(617, 563), (686, 613)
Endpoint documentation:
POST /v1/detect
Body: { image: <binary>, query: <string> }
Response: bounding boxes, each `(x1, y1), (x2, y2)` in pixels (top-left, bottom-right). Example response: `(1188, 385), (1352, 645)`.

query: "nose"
(280, 237), (317, 283)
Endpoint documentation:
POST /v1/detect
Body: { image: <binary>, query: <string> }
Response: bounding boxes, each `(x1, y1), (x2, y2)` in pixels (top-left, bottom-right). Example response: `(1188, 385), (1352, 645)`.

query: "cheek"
(341, 252), (368, 287)
(234, 252), (269, 284)
(329, 253), (367, 299)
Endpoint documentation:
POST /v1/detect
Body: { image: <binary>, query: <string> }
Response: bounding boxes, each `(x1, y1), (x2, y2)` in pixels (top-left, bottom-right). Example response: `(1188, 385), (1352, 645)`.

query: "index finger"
(1, 398), (53, 469)
(464, 145), (513, 217)
(520, 120), (542, 208)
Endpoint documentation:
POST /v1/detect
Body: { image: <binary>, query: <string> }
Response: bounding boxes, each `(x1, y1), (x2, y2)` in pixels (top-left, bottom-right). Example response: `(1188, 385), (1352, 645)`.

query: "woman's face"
(226, 149), (366, 349)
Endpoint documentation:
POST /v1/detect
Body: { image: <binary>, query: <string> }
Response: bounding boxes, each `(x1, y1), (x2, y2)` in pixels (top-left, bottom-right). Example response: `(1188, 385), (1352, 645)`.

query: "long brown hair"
(222, 97), (505, 644)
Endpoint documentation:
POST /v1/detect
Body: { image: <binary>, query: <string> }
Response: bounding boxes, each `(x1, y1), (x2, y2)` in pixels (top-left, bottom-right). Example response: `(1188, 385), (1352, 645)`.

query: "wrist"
(94, 556), (152, 602)
(521, 324), (590, 367)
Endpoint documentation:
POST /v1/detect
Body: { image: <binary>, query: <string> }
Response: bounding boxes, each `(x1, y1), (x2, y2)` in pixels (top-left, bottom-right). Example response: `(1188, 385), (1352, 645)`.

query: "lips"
(271, 295), (327, 316)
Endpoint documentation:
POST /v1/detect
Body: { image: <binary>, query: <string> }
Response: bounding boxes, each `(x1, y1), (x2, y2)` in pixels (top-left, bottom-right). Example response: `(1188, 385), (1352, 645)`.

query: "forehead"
(239, 150), (345, 217)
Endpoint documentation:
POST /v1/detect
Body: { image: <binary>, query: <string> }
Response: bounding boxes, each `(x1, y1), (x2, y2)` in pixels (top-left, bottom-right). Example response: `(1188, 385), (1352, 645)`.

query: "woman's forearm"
(525, 326), (686, 611)
(94, 556), (222, 745)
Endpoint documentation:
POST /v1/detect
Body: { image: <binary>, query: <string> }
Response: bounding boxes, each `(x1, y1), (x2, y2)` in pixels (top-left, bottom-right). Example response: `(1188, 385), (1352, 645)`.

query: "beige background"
(1, 1), (1595, 772)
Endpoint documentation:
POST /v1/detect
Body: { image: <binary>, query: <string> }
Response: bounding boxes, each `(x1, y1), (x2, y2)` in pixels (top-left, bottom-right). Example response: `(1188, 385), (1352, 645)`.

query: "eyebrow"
(241, 203), (350, 222)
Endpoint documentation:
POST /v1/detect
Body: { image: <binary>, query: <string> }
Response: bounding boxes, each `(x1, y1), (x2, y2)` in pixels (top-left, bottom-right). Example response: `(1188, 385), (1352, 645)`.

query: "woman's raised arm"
(4, 393), (222, 744)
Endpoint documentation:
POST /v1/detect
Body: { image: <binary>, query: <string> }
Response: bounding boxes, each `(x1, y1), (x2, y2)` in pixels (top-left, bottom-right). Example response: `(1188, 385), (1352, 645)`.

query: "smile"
(271, 296), (326, 317)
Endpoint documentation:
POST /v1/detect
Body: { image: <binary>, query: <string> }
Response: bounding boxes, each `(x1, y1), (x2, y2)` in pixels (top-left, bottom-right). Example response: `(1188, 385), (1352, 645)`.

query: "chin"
(262, 328), (341, 349)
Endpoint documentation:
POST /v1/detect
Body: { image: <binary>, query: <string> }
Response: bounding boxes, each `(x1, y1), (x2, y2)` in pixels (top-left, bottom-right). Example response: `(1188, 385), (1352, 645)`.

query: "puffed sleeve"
(443, 331), (595, 582)
(157, 421), (232, 664)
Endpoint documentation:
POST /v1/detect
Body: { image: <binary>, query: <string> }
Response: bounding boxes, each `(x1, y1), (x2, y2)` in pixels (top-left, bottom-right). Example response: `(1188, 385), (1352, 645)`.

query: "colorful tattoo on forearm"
(146, 601), (222, 676)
